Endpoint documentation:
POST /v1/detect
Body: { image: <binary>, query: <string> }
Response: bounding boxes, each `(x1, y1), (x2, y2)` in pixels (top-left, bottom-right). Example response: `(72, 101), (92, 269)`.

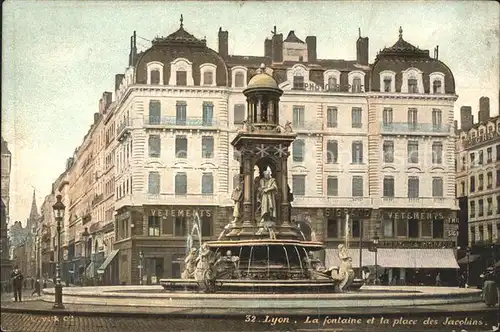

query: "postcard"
(1, 1), (499, 331)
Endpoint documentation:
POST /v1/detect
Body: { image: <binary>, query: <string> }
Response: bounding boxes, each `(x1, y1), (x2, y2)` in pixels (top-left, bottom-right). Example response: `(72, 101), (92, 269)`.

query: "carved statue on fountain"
(181, 248), (197, 279)
(256, 166), (278, 239)
(231, 174), (244, 224)
(330, 244), (355, 292)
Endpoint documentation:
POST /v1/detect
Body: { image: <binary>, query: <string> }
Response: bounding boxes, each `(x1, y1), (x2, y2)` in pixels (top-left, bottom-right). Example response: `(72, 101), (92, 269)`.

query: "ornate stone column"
(242, 155), (253, 225)
(255, 97), (261, 124)
(268, 100), (275, 124)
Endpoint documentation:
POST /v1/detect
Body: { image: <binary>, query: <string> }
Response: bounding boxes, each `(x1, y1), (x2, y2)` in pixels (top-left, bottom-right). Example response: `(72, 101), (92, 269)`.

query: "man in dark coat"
(11, 266), (24, 302)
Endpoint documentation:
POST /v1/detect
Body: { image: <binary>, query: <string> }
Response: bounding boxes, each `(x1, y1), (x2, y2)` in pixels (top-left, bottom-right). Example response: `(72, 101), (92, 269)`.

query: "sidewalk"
(1, 298), (498, 318)
(1, 289), (42, 303)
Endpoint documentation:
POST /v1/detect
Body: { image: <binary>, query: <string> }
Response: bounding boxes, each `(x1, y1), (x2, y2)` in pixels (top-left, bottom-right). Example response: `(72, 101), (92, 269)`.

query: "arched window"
(235, 72), (245, 87)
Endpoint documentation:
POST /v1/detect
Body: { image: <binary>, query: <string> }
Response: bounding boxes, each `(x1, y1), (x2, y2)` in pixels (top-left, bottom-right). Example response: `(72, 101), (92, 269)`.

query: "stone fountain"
(161, 64), (357, 293)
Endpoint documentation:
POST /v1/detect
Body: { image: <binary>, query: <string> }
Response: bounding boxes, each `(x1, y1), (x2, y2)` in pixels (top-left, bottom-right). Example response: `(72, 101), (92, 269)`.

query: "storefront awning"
(97, 249), (119, 274)
(325, 248), (459, 269)
(456, 254), (481, 265)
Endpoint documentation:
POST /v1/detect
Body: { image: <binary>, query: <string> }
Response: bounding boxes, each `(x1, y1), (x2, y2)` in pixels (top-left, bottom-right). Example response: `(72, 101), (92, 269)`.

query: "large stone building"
(103, 20), (459, 285)
(455, 97), (500, 279)
(1, 137), (12, 283)
(40, 19), (461, 286)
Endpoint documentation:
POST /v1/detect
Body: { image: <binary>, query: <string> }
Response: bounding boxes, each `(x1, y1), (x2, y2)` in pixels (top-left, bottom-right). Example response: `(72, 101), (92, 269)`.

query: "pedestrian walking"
(483, 268), (498, 307)
(32, 278), (41, 296)
(30, 277), (34, 289)
(11, 266), (24, 302)
(435, 273), (442, 286)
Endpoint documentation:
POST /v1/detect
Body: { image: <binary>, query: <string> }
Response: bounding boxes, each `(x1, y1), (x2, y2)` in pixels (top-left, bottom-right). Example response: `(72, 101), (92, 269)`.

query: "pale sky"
(2, 0), (499, 225)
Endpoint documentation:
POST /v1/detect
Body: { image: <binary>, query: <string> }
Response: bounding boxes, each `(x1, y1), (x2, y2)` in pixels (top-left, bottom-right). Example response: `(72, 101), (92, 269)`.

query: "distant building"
(455, 98), (499, 280)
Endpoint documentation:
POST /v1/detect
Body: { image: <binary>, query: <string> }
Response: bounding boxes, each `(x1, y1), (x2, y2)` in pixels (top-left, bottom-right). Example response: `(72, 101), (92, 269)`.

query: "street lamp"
(466, 246), (471, 288)
(81, 227), (89, 286)
(52, 194), (65, 309)
(372, 235), (379, 285)
(139, 251), (144, 285)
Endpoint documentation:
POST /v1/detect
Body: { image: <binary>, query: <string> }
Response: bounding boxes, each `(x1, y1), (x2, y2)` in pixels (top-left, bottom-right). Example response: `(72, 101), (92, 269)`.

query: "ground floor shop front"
(107, 205), (458, 285)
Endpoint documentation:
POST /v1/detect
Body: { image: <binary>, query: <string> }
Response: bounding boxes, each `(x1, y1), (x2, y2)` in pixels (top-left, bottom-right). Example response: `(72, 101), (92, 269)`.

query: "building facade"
(104, 21), (460, 285)
(39, 20), (461, 286)
(456, 99), (500, 279)
(1, 137), (12, 284)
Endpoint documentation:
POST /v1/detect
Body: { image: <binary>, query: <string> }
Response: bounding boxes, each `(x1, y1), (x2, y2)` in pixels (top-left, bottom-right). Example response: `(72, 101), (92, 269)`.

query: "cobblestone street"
(2, 311), (499, 332)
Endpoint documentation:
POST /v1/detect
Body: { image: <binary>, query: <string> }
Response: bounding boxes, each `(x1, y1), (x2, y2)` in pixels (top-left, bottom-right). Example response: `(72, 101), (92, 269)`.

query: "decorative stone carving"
(231, 175), (244, 224)
(329, 244), (355, 292)
(181, 248), (197, 279)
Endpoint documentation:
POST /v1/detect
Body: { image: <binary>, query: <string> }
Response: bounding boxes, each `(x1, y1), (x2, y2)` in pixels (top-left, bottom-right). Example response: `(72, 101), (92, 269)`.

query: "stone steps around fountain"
(40, 285), (483, 309)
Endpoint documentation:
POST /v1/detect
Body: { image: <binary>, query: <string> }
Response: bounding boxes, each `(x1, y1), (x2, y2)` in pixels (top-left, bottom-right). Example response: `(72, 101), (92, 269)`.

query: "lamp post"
(372, 235), (379, 285)
(139, 251), (144, 285)
(466, 246), (471, 288)
(81, 227), (89, 286)
(139, 250), (144, 285)
(52, 195), (65, 309)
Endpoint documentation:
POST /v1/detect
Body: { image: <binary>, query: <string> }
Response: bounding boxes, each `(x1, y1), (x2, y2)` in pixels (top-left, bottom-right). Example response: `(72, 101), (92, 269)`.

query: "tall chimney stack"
(218, 27), (229, 58)
(478, 96), (490, 123)
(356, 29), (369, 65)
(460, 106), (473, 131)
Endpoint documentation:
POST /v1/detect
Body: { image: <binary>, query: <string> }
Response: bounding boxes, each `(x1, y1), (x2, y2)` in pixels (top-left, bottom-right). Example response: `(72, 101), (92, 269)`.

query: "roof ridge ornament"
(399, 26), (403, 39)
(180, 14), (184, 29)
(256, 63), (266, 74)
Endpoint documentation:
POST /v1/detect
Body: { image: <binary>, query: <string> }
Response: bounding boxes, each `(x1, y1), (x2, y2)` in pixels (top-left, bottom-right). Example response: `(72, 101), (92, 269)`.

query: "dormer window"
(176, 71), (187, 86)
(169, 58), (194, 86)
(235, 72), (245, 87)
(379, 70), (396, 93)
(432, 80), (442, 94)
(293, 75), (304, 90)
(408, 77), (418, 93)
(348, 71), (366, 93)
(429, 72), (446, 94)
(328, 76), (337, 91)
(401, 68), (424, 94)
(324, 70), (341, 92)
(203, 71), (213, 86)
(200, 63), (217, 87)
(147, 61), (164, 85)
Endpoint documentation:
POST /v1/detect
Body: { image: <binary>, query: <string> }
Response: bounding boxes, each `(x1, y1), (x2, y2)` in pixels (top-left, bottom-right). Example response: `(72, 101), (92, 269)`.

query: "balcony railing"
(292, 196), (372, 208)
(380, 122), (450, 134)
(145, 116), (217, 127)
(115, 193), (218, 210)
(376, 197), (456, 208)
(116, 120), (131, 140)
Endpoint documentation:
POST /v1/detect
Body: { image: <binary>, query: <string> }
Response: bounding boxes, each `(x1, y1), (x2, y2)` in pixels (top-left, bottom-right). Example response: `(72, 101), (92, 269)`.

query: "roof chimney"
(478, 96), (490, 122)
(460, 106), (473, 131)
(434, 45), (439, 60)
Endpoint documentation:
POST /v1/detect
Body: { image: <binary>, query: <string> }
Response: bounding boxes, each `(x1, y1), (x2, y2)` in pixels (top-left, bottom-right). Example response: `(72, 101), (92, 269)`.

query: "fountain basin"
(41, 285), (482, 309)
(159, 278), (363, 293)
